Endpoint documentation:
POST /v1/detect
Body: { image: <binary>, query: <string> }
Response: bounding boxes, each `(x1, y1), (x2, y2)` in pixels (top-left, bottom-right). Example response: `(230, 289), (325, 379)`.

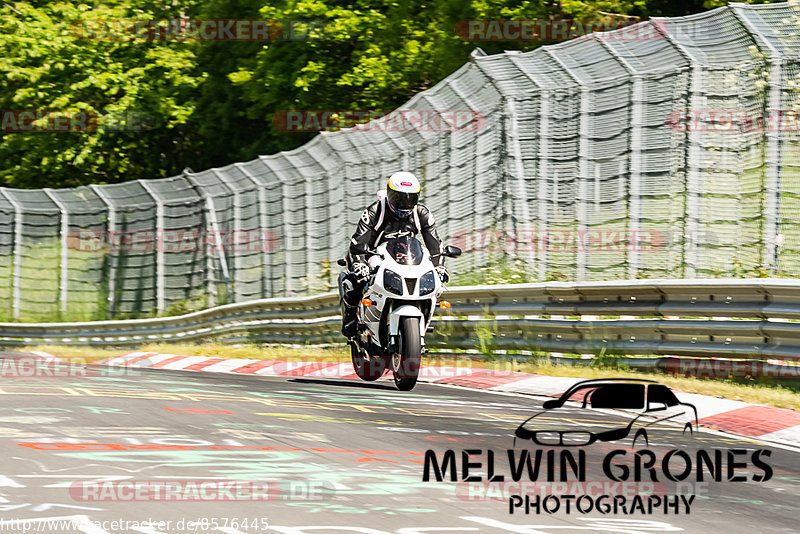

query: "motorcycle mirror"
(444, 245), (462, 258)
(337, 258), (347, 267)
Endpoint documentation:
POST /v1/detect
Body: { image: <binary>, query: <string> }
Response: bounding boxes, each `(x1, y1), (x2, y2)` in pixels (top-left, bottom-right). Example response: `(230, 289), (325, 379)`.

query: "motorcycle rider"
(340, 171), (449, 338)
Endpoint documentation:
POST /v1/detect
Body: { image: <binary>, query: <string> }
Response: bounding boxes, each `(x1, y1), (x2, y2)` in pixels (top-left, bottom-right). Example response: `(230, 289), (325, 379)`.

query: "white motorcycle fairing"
(343, 231), (460, 391)
(355, 239), (443, 352)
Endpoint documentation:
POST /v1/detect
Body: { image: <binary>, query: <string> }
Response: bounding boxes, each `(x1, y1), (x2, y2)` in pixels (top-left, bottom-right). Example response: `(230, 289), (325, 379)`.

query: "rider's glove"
(435, 265), (449, 284)
(353, 262), (370, 281)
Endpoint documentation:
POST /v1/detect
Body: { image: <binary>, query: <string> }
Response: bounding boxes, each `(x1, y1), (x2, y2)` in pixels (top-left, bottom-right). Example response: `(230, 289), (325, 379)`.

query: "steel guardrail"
(2, 278), (800, 361)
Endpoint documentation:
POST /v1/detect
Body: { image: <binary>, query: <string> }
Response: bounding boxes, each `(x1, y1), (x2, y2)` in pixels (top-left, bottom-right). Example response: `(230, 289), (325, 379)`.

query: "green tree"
(0, 0), (779, 187)
(0, 1), (202, 187)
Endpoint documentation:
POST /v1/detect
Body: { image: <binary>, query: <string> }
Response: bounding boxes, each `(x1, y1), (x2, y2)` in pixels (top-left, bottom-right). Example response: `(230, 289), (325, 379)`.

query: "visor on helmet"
(387, 189), (418, 211)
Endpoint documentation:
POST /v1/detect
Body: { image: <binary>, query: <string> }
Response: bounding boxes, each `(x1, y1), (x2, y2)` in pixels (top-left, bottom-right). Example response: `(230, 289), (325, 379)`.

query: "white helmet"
(386, 171), (420, 217)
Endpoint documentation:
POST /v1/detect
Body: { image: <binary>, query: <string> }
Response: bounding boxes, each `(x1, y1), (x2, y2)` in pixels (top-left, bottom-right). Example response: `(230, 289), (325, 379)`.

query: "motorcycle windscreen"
(387, 235), (424, 265)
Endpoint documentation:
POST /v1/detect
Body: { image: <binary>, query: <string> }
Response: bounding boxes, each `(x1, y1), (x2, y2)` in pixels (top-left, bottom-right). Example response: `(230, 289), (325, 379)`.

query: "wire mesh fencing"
(0, 1), (799, 321)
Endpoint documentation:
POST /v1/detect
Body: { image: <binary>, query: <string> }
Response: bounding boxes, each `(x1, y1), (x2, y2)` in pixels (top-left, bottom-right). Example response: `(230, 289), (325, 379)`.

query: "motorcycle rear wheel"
(351, 342), (386, 381)
(393, 316), (421, 391)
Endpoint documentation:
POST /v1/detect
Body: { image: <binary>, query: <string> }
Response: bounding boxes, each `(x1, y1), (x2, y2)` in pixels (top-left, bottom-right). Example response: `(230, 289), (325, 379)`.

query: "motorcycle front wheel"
(351, 342), (386, 381)
(393, 316), (421, 391)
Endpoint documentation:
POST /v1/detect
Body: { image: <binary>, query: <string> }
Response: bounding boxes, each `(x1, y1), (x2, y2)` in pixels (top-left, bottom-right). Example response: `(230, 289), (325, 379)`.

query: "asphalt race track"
(0, 358), (798, 533)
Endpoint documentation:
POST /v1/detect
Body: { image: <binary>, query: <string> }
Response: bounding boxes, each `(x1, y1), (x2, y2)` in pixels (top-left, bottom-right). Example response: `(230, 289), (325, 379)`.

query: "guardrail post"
(0, 188), (22, 319)
(42, 189), (69, 314)
(139, 181), (166, 312)
(89, 185), (117, 318)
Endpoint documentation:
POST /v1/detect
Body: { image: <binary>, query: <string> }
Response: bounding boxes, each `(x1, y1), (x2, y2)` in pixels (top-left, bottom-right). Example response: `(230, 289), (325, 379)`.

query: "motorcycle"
(337, 231), (461, 391)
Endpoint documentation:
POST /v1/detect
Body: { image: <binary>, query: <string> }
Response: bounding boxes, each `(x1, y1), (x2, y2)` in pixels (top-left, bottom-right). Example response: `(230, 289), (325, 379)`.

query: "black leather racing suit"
(340, 200), (443, 335)
(348, 200), (444, 268)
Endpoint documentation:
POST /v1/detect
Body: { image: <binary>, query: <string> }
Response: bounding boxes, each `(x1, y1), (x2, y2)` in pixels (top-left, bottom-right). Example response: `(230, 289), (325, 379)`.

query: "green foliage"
(2, 0), (775, 187)
(158, 293), (210, 317)
(0, 1), (204, 187)
(451, 255), (533, 285)
(732, 256), (771, 278)
(474, 308), (498, 360)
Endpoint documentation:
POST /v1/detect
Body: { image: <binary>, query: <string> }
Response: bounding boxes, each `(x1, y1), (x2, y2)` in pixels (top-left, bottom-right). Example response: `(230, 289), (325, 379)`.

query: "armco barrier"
(2, 278), (800, 363)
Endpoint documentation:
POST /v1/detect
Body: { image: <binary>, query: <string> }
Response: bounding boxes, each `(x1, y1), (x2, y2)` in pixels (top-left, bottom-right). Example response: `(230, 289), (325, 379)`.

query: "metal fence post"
(211, 169), (242, 302)
(577, 86), (591, 281)
(537, 92), (551, 280)
(656, 25), (703, 279)
(597, 39), (642, 277)
(89, 185), (117, 318)
(684, 66), (704, 278)
(42, 189), (69, 314)
(205, 195), (232, 304)
(0, 189), (22, 319)
(138, 181), (166, 312)
(505, 97), (537, 272)
(545, 49), (584, 281)
(627, 77), (643, 277)
(234, 163), (272, 298)
(281, 177), (293, 296)
(732, 6), (783, 272)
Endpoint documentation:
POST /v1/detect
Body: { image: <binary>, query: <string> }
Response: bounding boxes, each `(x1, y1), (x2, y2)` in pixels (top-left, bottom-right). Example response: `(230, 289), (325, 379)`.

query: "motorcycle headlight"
(419, 270), (436, 295)
(383, 269), (403, 295)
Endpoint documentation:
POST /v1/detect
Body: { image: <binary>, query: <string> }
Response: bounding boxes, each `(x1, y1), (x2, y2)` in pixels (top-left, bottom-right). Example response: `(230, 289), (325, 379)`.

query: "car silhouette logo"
(514, 379), (699, 448)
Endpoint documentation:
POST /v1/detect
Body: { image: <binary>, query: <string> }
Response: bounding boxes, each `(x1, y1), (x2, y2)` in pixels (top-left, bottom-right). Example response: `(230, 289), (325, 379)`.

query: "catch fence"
(0, 2), (798, 320)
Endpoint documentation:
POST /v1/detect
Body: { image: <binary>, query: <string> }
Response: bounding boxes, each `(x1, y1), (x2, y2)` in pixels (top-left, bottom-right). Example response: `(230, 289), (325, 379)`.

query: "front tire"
(393, 317), (421, 391)
(351, 342), (385, 381)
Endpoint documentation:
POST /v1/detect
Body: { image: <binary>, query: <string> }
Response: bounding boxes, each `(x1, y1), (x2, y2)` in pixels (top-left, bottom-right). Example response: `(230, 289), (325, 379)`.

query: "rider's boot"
(341, 303), (357, 338)
(339, 272), (361, 338)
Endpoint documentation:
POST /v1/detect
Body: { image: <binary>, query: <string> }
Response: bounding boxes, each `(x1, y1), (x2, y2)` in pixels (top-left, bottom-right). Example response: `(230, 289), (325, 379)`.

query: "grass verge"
(23, 343), (800, 412)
